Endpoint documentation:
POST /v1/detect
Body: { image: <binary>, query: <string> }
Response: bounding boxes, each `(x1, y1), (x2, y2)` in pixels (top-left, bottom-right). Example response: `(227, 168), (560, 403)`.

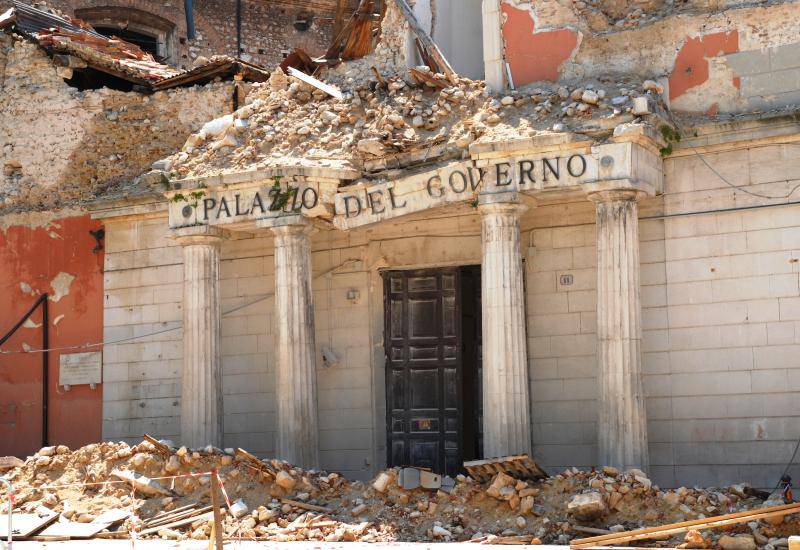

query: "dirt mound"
(1, 441), (796, 544)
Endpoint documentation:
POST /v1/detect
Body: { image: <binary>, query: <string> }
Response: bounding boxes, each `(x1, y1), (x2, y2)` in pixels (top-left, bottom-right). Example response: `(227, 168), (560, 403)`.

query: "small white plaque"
(59, 351), (102, 386)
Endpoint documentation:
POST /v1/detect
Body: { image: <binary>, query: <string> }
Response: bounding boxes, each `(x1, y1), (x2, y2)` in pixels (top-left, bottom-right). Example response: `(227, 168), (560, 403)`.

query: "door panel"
(384, 268), (462, 476)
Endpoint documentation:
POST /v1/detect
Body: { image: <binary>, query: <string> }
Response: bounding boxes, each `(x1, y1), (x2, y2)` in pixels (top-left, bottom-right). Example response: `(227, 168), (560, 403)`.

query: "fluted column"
(589, 187), (649, 472)
(172, 225), (226, 449)
(269, 217), (319, 469)
(478, 193), (532, 457)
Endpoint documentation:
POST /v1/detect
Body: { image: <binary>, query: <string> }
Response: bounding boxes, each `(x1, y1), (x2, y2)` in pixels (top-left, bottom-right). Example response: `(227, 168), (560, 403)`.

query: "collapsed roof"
(0, 1), (271, 91)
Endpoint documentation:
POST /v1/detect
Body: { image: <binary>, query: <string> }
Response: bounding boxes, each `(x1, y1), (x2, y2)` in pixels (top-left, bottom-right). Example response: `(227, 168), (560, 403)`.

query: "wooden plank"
(464, 454), (548, 483)
(143, 506), (211, 528)
(286, 66), (343, 99)
(235, 448), (276, 479)
(210, 470), (224, 550)
(144, 502), (200, 523)
(38, 521), (112, 539)
(143, 434), (172, 456)
(570, 502), (800, 548)
(0, 507), (58, 538)
(392, 0), (456, 82)
(136, 511), (213, 536)
(281, 499), (333, 514)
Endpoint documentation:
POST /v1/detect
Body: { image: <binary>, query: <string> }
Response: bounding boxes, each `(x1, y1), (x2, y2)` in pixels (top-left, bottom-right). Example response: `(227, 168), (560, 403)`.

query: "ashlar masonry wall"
(102, 121), (800, 487)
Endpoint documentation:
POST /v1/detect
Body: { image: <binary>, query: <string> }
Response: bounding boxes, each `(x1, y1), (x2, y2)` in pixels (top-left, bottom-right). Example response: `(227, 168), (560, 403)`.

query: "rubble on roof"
(147, 0), (669, 185)
(0, 1), (270, 90)
(155, 65), (668, 182)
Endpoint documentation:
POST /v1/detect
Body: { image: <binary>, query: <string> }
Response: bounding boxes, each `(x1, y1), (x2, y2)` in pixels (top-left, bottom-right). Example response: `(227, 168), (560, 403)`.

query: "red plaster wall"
(669, 31), (739, 100)
(501, 3), (579, 86)
(0, 214), (103, 457)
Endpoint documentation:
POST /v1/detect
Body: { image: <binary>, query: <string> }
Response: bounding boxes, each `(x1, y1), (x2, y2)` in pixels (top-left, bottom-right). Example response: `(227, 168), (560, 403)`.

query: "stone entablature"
(166, 131), (664, 233)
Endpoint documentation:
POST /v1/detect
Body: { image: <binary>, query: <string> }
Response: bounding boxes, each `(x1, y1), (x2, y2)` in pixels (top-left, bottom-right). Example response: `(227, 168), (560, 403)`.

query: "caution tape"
(23, 471), (215, 491)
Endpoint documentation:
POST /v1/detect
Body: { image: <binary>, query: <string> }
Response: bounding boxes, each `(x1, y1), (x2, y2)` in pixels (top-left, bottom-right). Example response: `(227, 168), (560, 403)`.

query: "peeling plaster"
(19, 282), (35, 296)
(49, 272), (76, 303)
(53, 314), (65, 325)
(670, 54), (742, 112)
(668, 31), (739, 100)
(0, 209), (80, 232)
(501, 3), (580, 85)
(22, 318), (41, 329)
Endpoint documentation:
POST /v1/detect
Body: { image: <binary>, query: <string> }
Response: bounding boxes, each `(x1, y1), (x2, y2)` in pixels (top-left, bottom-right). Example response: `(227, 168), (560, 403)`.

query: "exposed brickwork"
(0, 0), (358, 70)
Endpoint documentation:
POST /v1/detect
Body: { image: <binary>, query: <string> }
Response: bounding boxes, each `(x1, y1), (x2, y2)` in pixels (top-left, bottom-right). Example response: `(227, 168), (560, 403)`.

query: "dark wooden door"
(384, 268), (463, 476)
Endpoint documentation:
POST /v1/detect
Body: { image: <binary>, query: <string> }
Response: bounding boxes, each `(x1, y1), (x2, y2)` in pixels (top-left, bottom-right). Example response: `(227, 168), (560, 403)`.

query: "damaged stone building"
(2, 0), (800, 493)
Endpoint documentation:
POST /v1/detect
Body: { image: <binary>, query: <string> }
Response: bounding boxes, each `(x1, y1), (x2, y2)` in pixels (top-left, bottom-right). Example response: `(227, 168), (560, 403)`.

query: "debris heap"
(1, 440), (798, 546)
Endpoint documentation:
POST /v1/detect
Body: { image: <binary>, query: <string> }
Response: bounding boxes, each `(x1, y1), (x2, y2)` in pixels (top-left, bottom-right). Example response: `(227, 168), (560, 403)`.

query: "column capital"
(477, 192), (529, 216)
(584, 179), (654, 204)
(171, 225), (228, 246)
(256, 214), (316, 236)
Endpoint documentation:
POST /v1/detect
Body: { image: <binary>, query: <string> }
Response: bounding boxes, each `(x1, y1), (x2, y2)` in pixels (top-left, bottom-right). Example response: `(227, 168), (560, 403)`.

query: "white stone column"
(588, 186), (649, 472)
(478, 193), (531, 457)
(264, 216), (320, 469)
(172, 225), (226, 449)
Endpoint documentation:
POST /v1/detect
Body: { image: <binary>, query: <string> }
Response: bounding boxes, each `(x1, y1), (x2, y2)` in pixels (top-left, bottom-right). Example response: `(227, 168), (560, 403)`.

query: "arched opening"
(93, 26), (160, 58)
(75, 6), (176, 63)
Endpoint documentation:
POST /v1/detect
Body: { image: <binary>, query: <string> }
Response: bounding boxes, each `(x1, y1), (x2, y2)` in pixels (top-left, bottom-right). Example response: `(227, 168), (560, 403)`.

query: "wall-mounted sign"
(59, 351), (102, 386)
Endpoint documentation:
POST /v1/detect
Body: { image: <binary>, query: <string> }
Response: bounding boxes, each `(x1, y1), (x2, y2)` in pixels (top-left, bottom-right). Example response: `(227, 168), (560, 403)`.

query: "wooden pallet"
(463, 454), (548, 483)
(570, 502), (800, 548)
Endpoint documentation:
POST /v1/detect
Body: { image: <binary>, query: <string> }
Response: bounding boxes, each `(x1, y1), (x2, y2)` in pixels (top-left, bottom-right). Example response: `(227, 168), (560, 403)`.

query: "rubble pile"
(2, 440), (798, 545)
(159, 66), (666, 181)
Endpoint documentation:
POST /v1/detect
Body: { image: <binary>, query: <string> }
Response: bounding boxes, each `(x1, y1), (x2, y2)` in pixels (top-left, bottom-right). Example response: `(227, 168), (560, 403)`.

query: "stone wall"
(0, 35), (234, 212)
(0, 0), (357, 69)
(499, 0), (800, 114)
(99, 119), (800, 488)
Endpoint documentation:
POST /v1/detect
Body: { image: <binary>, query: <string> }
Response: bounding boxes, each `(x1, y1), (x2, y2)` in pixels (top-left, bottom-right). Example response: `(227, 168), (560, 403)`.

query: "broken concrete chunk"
(275, 470), (296, 490)
(719, 535), (757, 550)
(372, 472), (392, 493)
(0, 456), (24, 471)
(486, 471), (515, 499)
(356, 138), (387, 156)
(110, 469), (170, 496)
(581, 90), (600, 105)
(38, 446), (57, 457)
(567, 492), (607, 520)
(632, 96), (650, 115)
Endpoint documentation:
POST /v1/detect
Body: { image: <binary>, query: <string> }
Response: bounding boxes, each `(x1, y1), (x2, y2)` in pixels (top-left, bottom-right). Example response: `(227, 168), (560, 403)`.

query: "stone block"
(767, 321), (796, 344)
(530, 357), (558, 380)
(753, 345), (800, 370)
(530, 247), (573, 272)
(670, 371), (751, 396)
(724, 49), (771, 76)
(567, 290), (596, 312)
(528, 293), (569, 314)
(741, 68), (800, 97)
(751, 369), (789, 393)
(771, 43), (800, 71)
(531, 313), (581, 336)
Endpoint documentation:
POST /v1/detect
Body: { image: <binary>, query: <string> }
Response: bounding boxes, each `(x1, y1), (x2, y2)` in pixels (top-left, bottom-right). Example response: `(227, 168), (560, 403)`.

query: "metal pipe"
(184, 0), (196, 39)
(0, 476), (12, 550)
(236, 0), (242, 57)
(0, 295), (46, 347)
(41, 294), (49, 448)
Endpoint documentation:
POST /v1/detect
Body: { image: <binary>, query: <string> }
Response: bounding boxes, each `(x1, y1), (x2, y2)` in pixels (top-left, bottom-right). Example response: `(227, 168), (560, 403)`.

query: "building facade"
(2, 0), (800, 492)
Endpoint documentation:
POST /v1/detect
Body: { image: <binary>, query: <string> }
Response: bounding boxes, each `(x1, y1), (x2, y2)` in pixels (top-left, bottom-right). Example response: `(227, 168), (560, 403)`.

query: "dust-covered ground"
(2, 440), (798, 546)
